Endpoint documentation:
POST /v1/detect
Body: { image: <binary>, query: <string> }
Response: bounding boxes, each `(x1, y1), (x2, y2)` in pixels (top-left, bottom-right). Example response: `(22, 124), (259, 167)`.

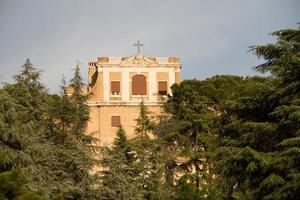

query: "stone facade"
(84, 53), (181, 146)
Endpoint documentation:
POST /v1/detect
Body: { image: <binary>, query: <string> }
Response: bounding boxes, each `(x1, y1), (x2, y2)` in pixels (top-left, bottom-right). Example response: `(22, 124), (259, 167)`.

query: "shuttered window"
(132, 75), (147, 95)
(111, 116), (120, 127)
(111, 81), (120, 95)
(158, 81), (167, 95)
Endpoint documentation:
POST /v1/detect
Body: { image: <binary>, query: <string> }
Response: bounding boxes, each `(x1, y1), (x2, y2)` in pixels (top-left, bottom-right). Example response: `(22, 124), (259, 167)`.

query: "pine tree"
(114, 125), (128, 151)
(0, 59), (101, 199)
(14, 58), (45, 93)
(100, 125), (143, 199)
(162, 79), (220, 197)
(0, 168), (47, 200)
(134, 100), (155, 140)
(45, 65), (100, 199)
(214, 26), (300, 199)
(0, 59), (55, 198)
(69, 63), (91, 142)
(131, 100), (173, 199)
(158, 76), (269, 199)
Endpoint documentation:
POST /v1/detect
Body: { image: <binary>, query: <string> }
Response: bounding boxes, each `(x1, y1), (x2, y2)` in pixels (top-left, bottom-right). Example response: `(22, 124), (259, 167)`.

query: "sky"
(0, 0), (299, 93)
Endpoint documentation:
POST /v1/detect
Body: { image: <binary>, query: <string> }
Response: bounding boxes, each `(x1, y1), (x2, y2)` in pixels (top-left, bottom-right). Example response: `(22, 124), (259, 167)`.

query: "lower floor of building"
(86, 104), (163, 146)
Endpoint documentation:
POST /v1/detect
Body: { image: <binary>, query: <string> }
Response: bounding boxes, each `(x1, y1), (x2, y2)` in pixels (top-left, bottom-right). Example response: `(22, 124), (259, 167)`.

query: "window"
(158, 81), (167, 95)
(111, 81), (120, 95)
(111, 116), (120, 127)
(132, 75), (147, 95)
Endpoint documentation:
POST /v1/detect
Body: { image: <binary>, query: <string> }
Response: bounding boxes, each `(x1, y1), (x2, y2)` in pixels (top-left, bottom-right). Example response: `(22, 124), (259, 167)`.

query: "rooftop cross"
(133, 40), (143, 55)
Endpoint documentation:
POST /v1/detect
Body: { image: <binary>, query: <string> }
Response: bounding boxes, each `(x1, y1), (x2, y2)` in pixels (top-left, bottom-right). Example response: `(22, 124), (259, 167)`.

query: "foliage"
(100, 125), (144, 199)
(1, 25), (299, 200)
(132, 101), (173, 199)
(0, 168), (47, 200)
(0, 59), (99, 199)
(214, 26), (300, 199)
(135, 100), (155, 140)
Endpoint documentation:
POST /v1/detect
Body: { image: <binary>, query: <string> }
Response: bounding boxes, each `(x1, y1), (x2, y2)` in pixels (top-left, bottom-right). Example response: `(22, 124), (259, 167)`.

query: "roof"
(88, 54), (181, 68)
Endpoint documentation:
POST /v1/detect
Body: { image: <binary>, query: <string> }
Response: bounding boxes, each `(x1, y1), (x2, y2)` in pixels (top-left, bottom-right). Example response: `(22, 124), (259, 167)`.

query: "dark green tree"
(114, 125), (129, 150)
(0, 168), (47, 200)
(162, 79), (219, 197)
(134, 100), (155, 140)
(45, 65), (100, 199)
(0, 59), (100, 199)
(158, 75), (270, 199)
(69, 63), (91, 142)
(100, 125), (143, 199)
(214, 26), (300, 199)
(0, 58), (50, 196)
(131, 101), (175, 199)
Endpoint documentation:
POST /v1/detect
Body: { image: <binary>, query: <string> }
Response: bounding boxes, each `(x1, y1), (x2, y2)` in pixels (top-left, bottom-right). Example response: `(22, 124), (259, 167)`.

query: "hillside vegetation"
(0, 26), (299, 200)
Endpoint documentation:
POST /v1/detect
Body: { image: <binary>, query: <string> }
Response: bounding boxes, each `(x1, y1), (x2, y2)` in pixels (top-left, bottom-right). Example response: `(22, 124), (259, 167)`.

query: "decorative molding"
(87, 101), (162, 106)
(119, 55), (158, 67)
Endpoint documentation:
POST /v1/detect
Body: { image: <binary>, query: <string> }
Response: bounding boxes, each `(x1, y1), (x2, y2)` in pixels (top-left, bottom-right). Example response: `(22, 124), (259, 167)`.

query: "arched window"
(132, 75), (147, 95)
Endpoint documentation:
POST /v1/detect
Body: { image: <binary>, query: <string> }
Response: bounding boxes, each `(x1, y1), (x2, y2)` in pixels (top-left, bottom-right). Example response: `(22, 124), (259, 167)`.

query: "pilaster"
(122, 71), (129, 101)
(103, 70), (109, 101)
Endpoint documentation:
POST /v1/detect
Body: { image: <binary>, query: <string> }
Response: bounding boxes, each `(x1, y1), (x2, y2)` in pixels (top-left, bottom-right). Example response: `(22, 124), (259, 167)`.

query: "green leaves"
(100, 126), (145, 199)
(278, 137), (300, 147)
(0, 60), (100, 199)
(135, 100), (155, 140)
(213, 26), (300, 199)
(260, 174), (286, 190)
(0, 168), (47, 200)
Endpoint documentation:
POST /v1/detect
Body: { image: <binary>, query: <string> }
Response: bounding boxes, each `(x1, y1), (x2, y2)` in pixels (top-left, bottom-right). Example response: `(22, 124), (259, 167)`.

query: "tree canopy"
(0, 25), (299, 200)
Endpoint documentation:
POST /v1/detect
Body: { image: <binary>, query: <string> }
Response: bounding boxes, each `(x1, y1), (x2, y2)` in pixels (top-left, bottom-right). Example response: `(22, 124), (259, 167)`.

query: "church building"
(85, 41), (182, 146)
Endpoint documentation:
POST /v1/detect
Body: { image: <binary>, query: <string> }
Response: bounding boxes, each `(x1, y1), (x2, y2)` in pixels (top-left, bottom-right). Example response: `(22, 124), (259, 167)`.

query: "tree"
(0, 59), (100, 199)
(131, 101), (173, 199)
(134, 100), (155, 140)
(158, 75), (273, 199)
(100, 125), (143, 200)
(69, 63), (91, 142)
(45, 65), (100, 199)
(162, 79), (220, 197)
(0, 59), (51, 196)
(0, 168), (47, 200)
(114, 125), (129, 151)
(214, 26), (300, 199)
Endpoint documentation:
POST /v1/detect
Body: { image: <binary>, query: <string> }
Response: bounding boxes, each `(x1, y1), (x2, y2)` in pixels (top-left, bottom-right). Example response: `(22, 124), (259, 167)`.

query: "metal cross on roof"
(133, 40), (143, 55)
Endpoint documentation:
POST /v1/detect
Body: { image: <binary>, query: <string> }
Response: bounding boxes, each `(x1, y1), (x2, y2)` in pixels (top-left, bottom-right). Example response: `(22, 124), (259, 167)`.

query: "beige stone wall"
(89, 72), (103, 101)
(88, 66), (97, 85)
(175, 72), (181, 84)
(87, 105), (162, 146)
(156, 72), (168, 81)
(156, 72), (169, 93)
(86, 106), (101, 145)
(109, 72), (121, 80)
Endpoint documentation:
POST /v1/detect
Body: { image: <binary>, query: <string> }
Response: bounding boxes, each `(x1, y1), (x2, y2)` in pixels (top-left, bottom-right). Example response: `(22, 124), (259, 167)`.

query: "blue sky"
(0, 0), (299, 93)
